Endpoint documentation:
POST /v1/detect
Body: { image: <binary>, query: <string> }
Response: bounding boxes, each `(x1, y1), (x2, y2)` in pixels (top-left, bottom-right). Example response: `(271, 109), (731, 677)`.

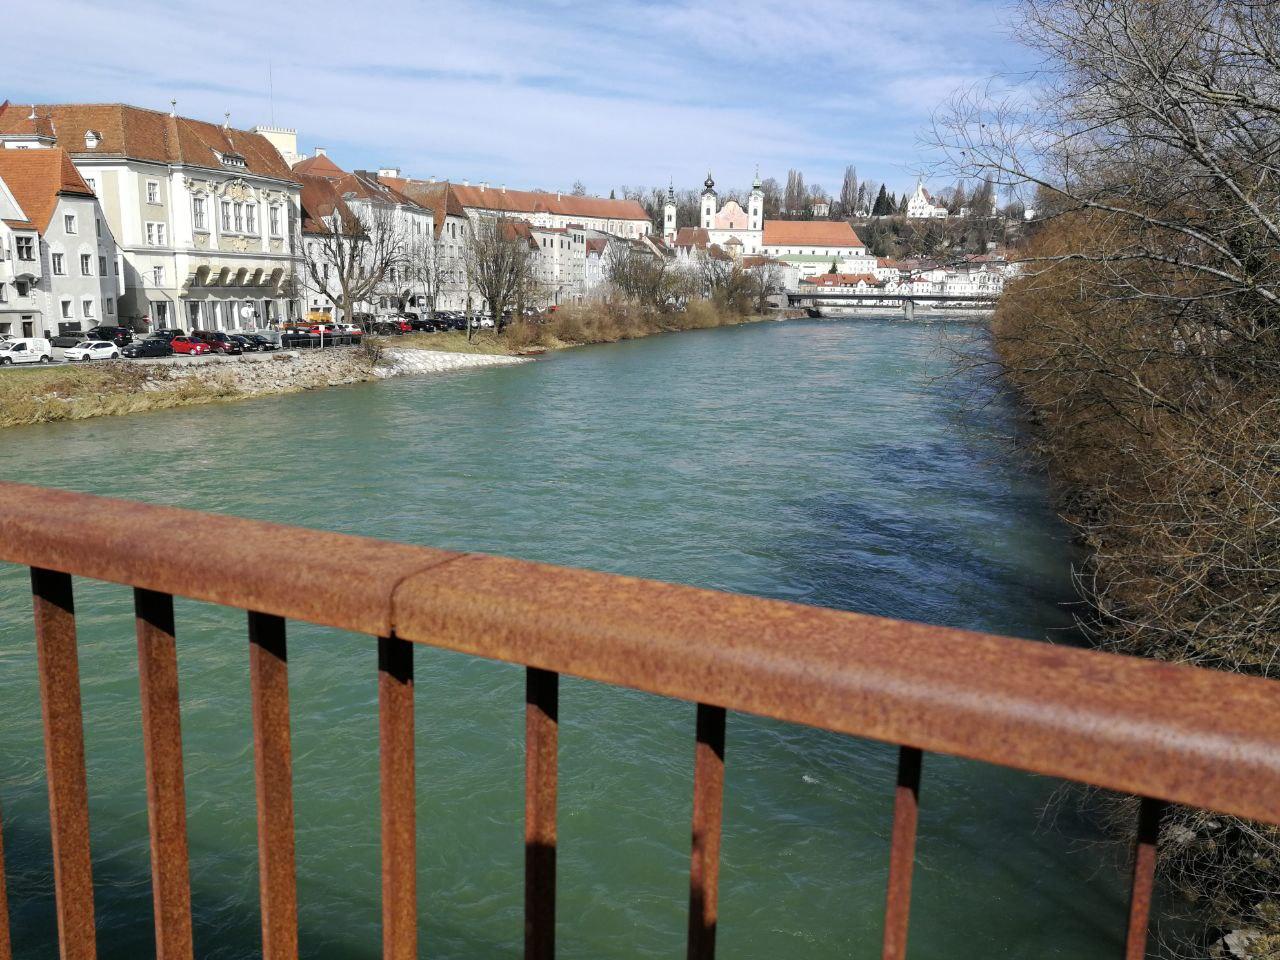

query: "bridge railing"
(1, 481), (1278, 960)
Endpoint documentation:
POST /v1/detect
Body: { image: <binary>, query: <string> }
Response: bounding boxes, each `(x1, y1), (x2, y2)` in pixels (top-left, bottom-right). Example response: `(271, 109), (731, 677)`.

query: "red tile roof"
(0, 148), (96, 233)
(763, 220), (864, 248)
(674, 226), (710, 249)
(800, 273), (882, 286)
(292, 152), (346, 180)
(445, 182), (649, 222)
(379, 176), (469, 237)
(0, 102), (298, 183)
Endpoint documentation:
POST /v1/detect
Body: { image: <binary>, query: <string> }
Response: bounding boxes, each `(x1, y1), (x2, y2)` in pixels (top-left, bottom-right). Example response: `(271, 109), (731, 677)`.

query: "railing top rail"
(2, 481), (1277, 825)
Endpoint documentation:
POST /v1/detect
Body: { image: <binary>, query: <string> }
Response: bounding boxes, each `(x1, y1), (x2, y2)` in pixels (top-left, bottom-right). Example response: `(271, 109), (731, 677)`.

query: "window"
(82, 299), (95, 319)
(269, 205), (281, 236)
(52, 253), (65, 275)
(84, 176), (97, 192)
(221, 201), (232, 232)
(233, 203), (244, 232)
(80, 254), (92, 275)
(64, 214), (77, 234)
(146, 180), (160, 204)
(61, 299), (73, 319)
(0, 283), (6, 303)
(246, 203), (257, 234)
(98, 255), (107, 275)
(146, 222), (167, 246)
(15, 280), (28, 297)
(106, 299), (114, 316)
(15, 237), (33, 261)
(96, 218), (102, 237)
(193, 197), (207, 230)
(152, 266), (166, 286)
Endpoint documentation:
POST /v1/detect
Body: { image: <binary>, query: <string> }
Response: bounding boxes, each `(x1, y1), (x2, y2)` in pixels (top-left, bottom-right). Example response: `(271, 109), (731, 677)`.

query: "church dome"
(703, 173), (715, 191)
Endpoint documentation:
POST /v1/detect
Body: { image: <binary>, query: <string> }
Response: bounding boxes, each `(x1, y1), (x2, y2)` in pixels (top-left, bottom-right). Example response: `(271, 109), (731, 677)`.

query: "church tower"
(663, 180), (678, 244)
(748, 167), (764, 237)
(701, 173), (717, 229)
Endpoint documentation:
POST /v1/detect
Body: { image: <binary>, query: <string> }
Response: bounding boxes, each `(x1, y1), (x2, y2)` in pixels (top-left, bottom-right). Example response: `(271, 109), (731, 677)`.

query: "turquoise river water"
(0, 318), (1129, 958)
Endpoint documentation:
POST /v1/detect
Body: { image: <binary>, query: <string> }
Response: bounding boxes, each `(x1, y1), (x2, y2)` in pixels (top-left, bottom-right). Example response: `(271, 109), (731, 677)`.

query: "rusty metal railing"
(0, 481), (1278, 960)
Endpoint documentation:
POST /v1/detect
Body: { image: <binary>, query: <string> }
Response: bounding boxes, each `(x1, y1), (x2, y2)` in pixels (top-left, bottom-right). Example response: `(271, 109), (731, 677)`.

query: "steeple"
(702, 171), (715, 195)
(663, 177), (678, 244)
(700, 171), (718, 229)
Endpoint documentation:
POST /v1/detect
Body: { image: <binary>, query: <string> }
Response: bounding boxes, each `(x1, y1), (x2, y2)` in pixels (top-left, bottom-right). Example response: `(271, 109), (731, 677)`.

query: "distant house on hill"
(906, 182), (948, 219)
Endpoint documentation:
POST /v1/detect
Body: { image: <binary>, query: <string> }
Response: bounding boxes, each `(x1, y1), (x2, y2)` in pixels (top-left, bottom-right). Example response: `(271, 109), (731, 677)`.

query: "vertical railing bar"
(524, 667), (558, 960)
(32, 566), (96, 960)
(378, 635), (416, 960)
(686, 702), (726, 960)
(248, 611), (298, 960)
(0, 796), (12, 960)
(135, 588), (194, 960)
(881, 746), (923, 960)
(1124, 796), (1166, 960)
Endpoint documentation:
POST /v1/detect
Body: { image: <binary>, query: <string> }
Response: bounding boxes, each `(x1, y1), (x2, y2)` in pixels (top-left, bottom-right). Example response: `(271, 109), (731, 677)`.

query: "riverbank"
(0, 348), (526, 429)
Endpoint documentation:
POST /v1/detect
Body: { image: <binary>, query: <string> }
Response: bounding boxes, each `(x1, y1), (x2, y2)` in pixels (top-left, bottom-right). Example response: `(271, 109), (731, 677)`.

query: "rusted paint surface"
(391, 554), (1280, 825)
(881, 747), (922, 960)
(524, 668), (558, 960)
(2, 485), (1280, 831)
(378, 636), (416, 960)
(135, 589), (194, 960)
(248, 612), (298, 960)
(0, 482), (459, 637)
(0, 797), (11, 960)
(687, 704), (726, 960)
(32, 567), (96, 960)
(1124, 797), (1166, 960)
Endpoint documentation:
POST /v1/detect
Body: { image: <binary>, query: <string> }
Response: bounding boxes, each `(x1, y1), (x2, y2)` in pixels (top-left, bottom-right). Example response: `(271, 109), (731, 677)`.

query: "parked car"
(86, 325), (134, 346)
(229, 335), (259, 352)
(0, 337), (53, 365)
(280, 326), (319, 348)
(51, 322), (86, 347)
(152, 328), (187, 342)
(170, 336), (211, 356)
(476, 316), (496, 329)
(64, 340), (120, 362)
(191, 330), (243, 355)
(121, 337), (174, 359)
(239, 333), (278, 351)
(338, 324), (362, 339)
(409, 316), (437, 332)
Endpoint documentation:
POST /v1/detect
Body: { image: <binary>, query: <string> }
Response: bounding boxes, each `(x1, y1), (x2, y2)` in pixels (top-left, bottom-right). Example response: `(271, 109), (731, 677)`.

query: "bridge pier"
(903, 298), (915, 321)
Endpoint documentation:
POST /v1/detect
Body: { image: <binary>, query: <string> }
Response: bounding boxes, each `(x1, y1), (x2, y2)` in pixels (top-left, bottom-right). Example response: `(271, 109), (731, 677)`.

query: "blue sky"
(12, 0), (1034, 198)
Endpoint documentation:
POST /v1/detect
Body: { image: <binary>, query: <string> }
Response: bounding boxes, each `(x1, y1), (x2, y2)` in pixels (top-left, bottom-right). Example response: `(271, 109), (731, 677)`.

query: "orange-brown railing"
(1, 481), (1278, 960)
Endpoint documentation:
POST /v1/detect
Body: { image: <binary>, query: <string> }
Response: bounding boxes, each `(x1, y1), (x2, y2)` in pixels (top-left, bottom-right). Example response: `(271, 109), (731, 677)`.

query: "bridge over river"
(786, 290), (999, 319)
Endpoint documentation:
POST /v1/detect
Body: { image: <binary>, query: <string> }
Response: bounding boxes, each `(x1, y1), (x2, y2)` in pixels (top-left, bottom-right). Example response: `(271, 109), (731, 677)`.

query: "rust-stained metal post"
(0, 796), (11, 960)
(135, 589), (194, 960)
(1124, 797), (1166, 960)
(248, 611), (298, 960)
(687, 703), (726, 960)
(525, 667), (558, 960)
(32, 567), (96, 960)
(881, 747), (923, 960)
(378, 635), (416, 960)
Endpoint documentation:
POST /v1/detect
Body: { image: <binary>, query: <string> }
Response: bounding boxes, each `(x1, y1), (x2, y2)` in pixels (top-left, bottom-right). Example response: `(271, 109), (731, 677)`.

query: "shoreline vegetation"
(0, 301), (791, 429)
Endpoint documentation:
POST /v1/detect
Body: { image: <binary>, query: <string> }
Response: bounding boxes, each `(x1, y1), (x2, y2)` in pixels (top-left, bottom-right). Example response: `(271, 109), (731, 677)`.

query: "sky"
(10, 0), (1035, 198)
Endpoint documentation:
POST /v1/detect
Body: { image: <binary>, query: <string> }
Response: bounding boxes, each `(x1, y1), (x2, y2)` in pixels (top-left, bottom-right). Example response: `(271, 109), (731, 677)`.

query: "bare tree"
(462, 218), (536, 334)
(301, 200), (409, 327)
(608, 240), (688, 310)
(839, 165), (859, 218)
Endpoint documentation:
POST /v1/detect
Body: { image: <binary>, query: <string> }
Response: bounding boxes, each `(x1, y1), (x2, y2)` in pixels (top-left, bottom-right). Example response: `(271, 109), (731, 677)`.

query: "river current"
(0, 317), (1126, 958)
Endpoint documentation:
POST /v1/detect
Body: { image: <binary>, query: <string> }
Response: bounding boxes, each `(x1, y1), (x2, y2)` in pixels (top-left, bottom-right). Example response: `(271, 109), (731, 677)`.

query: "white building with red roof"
(906, 182), (948, 219)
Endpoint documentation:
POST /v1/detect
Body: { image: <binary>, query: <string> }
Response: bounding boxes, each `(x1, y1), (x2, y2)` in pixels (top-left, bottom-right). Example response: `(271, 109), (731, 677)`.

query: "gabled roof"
(0, 147), (96, 233)
(674, 226), (710, 249)
(443, 182), (650, 222)
(378, 176), (468, 237)
(292, 152), (346, 180)
(762, 220), (864, 248)
(801, 273), (882, 286)
(0, 102), (299, 183)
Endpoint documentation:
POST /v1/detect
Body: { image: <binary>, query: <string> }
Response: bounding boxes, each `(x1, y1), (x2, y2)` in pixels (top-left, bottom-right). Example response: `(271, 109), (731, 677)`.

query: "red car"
(171, 336), (211, 356)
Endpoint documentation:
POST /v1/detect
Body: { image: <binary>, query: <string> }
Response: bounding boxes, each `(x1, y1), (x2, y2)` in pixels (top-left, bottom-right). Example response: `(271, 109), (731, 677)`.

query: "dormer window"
(218, 151), (247, 169)
(84, 130), (101, 149)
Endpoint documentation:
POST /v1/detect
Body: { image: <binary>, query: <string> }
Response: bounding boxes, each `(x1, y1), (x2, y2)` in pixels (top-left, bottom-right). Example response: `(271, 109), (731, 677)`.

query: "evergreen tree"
(872, 184), (890, 216)
(609, 189), (616, 200)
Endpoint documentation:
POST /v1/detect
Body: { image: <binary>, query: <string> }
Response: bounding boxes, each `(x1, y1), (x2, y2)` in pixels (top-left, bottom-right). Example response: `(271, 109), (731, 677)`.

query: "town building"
(760, 220), (872, 279)
(0, 101), (304, 332)
(905, 182), (948, 219)
(437, 180), (651, 239)
(378, 175), (471, 314)
(810, 199), (831, 218)
(0, 148), (120, 340)
(666, 174), (764, 253)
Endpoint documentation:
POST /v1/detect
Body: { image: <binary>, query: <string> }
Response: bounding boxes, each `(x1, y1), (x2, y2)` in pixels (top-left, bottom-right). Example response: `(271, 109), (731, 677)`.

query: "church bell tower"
(749, 166), (764, 244)
(663, 180), (678, 244)
(701, 172), (717, 229)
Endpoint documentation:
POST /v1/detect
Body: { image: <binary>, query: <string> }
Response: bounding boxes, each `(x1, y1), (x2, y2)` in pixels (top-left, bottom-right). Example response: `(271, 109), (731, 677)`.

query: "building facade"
(0, 148), (119, 339)
(0, 102), (304, 333)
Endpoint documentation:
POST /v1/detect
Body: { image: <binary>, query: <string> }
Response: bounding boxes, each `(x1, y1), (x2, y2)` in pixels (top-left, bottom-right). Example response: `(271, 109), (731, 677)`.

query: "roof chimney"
(463, 179), (469, 187)
(501, 184), (506, 194)
(480, 181), (487, 192)
(223, 111), (231, 131)
(170, 99), (177, 118)
(377, 166), (400, 179)
(314, 146), (327, 157)
(28, 105), (36, 120)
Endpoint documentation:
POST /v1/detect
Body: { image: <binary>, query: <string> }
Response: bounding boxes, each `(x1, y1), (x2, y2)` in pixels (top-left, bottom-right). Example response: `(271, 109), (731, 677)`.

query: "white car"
(64, 340), (120, 362)
(0, 337), (53, 364)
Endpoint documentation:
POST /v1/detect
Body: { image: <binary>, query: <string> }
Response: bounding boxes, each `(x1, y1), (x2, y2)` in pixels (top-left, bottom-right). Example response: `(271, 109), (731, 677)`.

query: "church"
(666, 172), (764, 255)
(666, 170), (874, 279)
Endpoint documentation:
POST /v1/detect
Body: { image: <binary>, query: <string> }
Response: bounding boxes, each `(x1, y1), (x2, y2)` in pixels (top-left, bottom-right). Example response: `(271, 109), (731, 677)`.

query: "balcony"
(0, 480), (1277, 960)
